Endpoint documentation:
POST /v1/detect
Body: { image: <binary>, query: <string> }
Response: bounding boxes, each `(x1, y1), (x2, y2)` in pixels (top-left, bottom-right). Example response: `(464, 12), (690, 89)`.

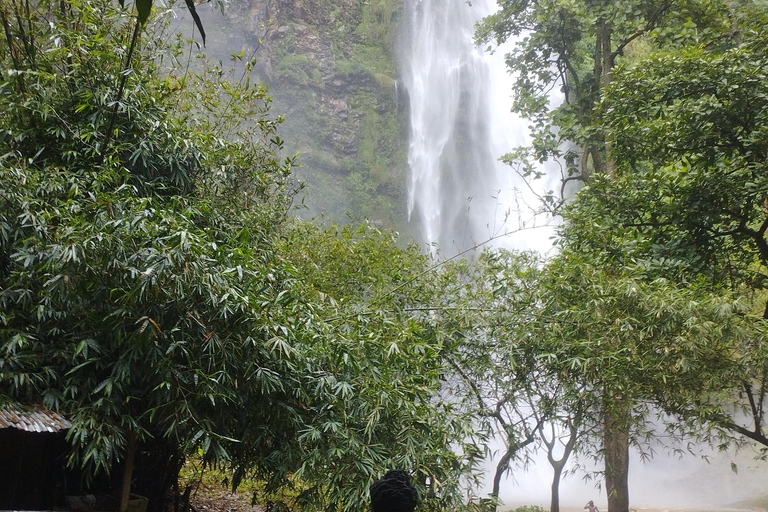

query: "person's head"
(370, 469), (418, 512)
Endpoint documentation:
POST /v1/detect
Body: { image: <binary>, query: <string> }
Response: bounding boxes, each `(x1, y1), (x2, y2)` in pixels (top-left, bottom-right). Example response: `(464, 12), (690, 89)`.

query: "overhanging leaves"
(184, 0), (206, 46)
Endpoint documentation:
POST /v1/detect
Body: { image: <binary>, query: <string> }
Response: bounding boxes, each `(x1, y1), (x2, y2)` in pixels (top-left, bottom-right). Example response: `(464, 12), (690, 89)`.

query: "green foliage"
(558, 24), (768, 449)
(459, 0), (768, 503)
(560, 26), (768, 300)
(267, 221), (482, 511)
(433, 245), (757, 493)
(512, 506), (547, 512)
(0, 0), (295, 477)
(598, 32), (768, 284)
(537, 253), (747, 400)
(430, 249), (584, 501)
(0, 1), (478, 510)
(476, 0), (746, 178)
(136, 0), (152, 25)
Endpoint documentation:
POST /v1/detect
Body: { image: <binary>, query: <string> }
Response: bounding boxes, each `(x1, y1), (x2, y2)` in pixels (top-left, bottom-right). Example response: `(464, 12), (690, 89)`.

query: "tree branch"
(706, 412), (768, 448)
(610, 0), (672, 62)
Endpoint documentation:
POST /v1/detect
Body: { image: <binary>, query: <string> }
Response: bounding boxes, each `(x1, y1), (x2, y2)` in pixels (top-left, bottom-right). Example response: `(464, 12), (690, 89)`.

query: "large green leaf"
(184, 0), (206, 45)
(136, 0), (151, 24)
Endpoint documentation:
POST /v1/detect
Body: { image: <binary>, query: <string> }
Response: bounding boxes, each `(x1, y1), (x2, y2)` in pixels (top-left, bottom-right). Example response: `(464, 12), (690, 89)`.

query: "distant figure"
(370, 469), (419, 512)
(584, 500), (600, 512)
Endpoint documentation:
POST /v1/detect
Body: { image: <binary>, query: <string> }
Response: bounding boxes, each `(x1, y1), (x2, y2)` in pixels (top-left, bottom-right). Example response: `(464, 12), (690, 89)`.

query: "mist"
(483, 439), (768, 510)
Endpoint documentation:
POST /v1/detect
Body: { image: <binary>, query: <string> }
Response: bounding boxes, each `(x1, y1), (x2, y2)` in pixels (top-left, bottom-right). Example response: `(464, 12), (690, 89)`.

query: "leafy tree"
(430, 250), (599, 512)
(600, 28), (768, 286)
(436, 250), (547, 509)
(0, 0), (295, 501)
(257, 221), (484, 512)
(560, 23), (768, 452)
(533, 253), (753, 509)
(472, 248), (751, 509)
(430, 243), (752, 512)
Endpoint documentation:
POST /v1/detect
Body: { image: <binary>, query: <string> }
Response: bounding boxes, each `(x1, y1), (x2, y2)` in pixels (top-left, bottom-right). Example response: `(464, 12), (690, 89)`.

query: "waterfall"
(394, 80), (399, 111)
(401, 0), (554, 255)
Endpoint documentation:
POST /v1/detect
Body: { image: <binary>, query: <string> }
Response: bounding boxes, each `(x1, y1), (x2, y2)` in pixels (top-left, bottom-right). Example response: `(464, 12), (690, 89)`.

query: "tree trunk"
(598, 18), (615, 177)
(725, 0), (743, 45)
(550, 464), (564, 512)
(541, 418), (578, 512)
(490, 426), (540, 512)
(590, 17), (617, 177)
(491, 449), (512, 504)
(604, 408), (629, 512)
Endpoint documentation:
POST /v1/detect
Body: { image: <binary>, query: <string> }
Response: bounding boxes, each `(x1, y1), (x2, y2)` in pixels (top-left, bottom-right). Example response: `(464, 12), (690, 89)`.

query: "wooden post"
(119, 430), (137, 512)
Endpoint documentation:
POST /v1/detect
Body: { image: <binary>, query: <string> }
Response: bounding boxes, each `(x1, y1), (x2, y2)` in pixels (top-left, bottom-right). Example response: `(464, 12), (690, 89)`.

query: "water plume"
(401, 0), (556, 256)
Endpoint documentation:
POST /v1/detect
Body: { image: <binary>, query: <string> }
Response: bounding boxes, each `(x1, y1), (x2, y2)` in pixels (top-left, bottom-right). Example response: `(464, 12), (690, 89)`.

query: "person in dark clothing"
(370, 470), (419, 512)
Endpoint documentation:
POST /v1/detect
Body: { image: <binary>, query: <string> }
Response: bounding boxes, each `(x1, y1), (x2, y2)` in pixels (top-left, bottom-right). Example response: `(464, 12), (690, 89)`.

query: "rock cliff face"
(204, 0), (410, 229)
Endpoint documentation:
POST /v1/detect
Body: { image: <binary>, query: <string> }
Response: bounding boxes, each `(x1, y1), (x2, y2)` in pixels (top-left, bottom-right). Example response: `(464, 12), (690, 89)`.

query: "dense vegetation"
(0, 1), (472, 510)
(1, 0), (768, 511)
(468, 0), (768, 511)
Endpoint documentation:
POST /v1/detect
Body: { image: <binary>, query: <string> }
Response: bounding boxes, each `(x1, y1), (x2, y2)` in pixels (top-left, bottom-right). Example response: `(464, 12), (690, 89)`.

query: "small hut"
(0, 401), (71, 509)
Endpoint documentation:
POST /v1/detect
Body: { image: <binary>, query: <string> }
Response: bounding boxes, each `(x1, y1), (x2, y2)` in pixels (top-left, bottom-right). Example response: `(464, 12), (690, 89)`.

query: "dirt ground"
(186, 484), (768, 512)
(188, 483), (263, 512)
(187, 492), (767, 512)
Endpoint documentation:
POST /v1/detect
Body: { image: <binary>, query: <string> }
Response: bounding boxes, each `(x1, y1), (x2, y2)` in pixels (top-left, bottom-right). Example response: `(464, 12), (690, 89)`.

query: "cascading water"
(401, 0), (555, 255)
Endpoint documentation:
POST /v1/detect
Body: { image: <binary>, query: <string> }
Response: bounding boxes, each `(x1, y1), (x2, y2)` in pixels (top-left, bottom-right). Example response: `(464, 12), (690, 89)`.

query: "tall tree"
(564, 20), (768, 450)
(533, 253), (752, 511)
(431, 250), (603, 511)
(476, 2), (758, 508)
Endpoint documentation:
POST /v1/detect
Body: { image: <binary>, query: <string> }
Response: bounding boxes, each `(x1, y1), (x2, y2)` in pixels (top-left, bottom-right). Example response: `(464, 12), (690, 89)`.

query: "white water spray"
(401, 0), (555, 255)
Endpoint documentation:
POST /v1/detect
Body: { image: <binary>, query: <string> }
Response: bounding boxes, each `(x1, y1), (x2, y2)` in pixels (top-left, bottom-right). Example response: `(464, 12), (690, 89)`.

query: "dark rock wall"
(202, 0), (411, 231)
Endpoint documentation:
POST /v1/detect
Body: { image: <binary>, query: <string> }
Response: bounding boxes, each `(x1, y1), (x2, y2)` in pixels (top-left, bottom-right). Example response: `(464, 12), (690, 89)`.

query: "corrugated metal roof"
(0, 402), (71, 432)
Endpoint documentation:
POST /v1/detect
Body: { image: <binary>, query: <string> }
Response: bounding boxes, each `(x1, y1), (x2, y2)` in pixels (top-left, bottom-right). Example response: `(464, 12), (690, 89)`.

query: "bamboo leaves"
(183, 0), (206, 45)
(135, 0), (152, 25)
